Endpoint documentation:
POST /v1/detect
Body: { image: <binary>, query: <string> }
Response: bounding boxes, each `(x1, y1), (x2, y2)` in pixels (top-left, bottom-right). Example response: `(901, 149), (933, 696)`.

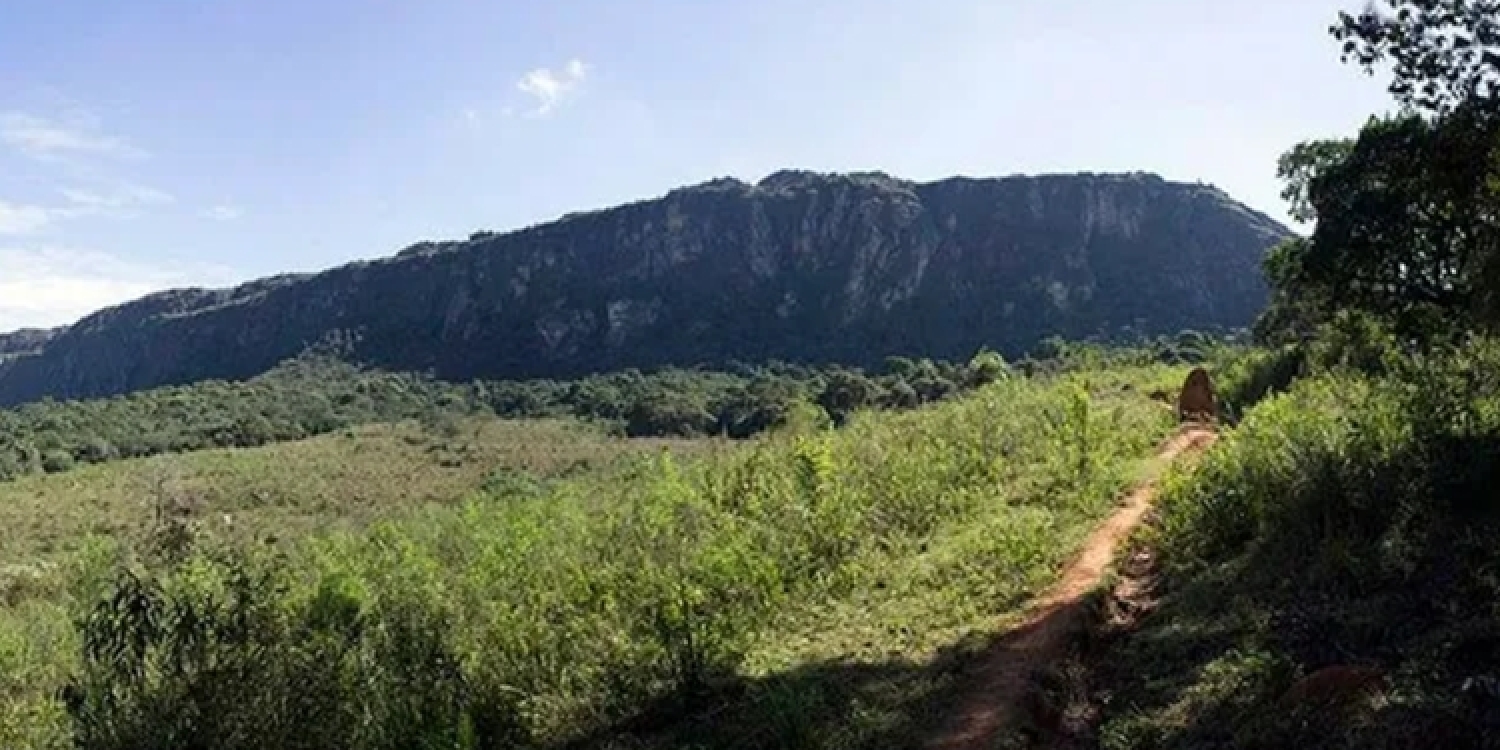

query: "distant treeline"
(0, 331), (1229, 482)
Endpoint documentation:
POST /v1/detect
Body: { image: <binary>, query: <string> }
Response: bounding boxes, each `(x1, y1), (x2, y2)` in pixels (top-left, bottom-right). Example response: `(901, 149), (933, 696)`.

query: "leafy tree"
(878, 379), (920, 410)
(910, 374), (957, 404)
(1333, 0), (1500, 115)
(625, 391), (716, 437)
(966, 349), (1010, 387)
(1031, 336), (1071, 361)
(1315, 115), (1496, 328)
(816, 370), (879, 425)
(40, 450), (74, 474)
(716, 378), (802, 438)
(1275, 139), (1355, 224)
(1253, 238), (1339, 344)
(1259, 3), (1500, 339)
(883, 356), (919, 379)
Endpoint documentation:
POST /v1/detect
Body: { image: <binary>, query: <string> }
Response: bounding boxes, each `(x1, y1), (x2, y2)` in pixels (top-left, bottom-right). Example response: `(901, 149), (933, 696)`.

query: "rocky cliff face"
(0, 328), (61, 363)
(0, 171), (1291, 406)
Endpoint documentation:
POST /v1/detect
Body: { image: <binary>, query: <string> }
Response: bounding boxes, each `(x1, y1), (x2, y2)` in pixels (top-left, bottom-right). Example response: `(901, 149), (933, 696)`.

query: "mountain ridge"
(0, 169), (1292, 406)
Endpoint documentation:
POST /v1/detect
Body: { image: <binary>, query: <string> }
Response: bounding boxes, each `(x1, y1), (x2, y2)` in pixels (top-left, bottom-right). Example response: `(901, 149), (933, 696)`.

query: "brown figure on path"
(1176, 367), (1217, 424)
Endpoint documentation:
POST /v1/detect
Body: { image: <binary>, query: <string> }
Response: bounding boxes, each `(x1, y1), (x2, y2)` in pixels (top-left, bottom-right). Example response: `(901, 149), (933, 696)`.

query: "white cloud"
(0, 247), (169, 329)
(0, 108), (203, 330)
(0, 275), (155, 327)
(516, 59), (590, 116)
(55, 184), (175, 223)
(0, 113), (145, 162)
(0, 183), (175, 235)
(0, 246), (235, 330)
(0, 108), (170, 233)
(59, 184), (174, 210)
(0, 201), (53, 234)
(201, 204), (243, 221)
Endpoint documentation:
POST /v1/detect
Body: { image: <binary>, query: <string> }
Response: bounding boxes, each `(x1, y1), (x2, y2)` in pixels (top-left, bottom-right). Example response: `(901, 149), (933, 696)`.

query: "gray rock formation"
(0, 170), (1292, 406)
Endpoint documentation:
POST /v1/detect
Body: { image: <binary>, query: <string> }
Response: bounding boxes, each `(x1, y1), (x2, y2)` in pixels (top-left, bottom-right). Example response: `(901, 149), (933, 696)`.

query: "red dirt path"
(924, 424), (1218, 750)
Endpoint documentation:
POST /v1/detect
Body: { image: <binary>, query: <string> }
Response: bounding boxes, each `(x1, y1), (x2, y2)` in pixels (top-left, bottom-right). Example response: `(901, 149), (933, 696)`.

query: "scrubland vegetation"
(8, 0), (1500, 746)
(1089, 333), (1500, 749)
(0, 351), (1188, 749)
(1024, 3), (1500, 747)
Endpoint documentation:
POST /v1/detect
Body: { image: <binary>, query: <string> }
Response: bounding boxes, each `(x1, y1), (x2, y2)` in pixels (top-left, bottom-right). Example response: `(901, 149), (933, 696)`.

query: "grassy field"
(0, 365), (1185, 749)
(1076, 343), (1500, 748)
(0, 416), (709, 565)
(0, 416), (709, 749)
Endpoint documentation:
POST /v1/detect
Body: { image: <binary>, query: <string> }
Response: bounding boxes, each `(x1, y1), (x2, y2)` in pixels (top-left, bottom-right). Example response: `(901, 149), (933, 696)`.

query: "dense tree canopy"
(0, 349), (1037, 481)
(1258, 0), (1500, 341)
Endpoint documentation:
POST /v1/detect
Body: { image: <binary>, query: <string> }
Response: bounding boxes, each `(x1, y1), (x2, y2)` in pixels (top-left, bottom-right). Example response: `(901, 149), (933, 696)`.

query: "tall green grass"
(1095, 341), (1500, 749)
(1, 367), (1181, 749)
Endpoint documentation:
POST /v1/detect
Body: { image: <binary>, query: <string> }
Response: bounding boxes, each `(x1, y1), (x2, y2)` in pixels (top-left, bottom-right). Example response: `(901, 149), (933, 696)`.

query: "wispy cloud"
(0, 182), (176, 234)
(516, 59), (590, 116)
(0, 106), (212, 329)
(59, 185), (174, 210)
(0, 113), (145, 162)
(201, 204), (243, 221)
(0, 108), (170, 232)
(0, 201), (53, 235)
(55, 184), (175, 222)
(0, 246), (234, 330)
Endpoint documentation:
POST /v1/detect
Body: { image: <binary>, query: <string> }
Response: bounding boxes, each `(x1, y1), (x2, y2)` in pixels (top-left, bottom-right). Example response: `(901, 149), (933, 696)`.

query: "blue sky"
(0, 0), (1392, 331)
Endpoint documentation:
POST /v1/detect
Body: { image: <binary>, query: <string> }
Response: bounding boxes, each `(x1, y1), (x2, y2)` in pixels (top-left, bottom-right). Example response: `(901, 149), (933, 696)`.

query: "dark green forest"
(0, 332), (1229, 484)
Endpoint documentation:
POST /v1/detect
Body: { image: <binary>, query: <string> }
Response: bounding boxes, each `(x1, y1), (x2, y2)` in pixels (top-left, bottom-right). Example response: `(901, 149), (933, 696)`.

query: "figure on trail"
(1176, 367), (1217, 424)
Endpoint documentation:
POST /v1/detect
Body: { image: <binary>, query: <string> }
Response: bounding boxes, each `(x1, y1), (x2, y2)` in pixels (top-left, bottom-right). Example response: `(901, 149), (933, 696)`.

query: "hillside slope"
(0, 170), (1290, 405)
(0, 328), (59, 362)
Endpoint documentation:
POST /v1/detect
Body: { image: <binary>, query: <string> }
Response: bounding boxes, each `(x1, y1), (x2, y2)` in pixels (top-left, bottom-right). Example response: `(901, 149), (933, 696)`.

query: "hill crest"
(0, 169), (1291, 406)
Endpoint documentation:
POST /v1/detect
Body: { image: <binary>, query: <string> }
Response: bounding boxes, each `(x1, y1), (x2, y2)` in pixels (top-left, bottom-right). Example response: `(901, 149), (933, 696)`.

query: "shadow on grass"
(1084, 541), (1500, 748)
(1083, 583), (1498, 749)
(564, 592), (1116, 750)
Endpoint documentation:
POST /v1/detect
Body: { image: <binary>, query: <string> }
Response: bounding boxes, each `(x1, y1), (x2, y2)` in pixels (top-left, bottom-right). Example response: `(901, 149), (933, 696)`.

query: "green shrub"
(1210, 345), (1305, 421)
(1103, 340), (1500, 748)
(0, 357), (1180, 748)
(39, 451), (74, 475)
(64, 552), (524, 750)
(0, 350), (1028, 481)
(1304, 309), (1404, 376)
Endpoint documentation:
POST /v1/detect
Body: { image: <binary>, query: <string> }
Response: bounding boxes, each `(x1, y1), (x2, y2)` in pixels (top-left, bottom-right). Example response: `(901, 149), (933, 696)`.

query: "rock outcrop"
(0, 328), (61, 363)
(0, 170), (1292, 406)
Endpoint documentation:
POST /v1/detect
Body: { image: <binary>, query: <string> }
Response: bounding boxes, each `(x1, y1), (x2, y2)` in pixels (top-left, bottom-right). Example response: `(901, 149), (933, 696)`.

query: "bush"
(64, 553), (524, 750)
(1210, 345), (1306, 422)
(39, 451), (74, 475)
(1102, 340), (1500, 748)
(625, 392), (717, 437)
(1304, 309), (1404, 376)
(0, 350), (1026, 480)
(816, 370), (879, 426)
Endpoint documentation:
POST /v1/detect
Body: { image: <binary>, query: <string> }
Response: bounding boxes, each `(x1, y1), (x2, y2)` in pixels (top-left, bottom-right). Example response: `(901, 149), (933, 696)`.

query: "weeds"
(0, 366), (1177, 748)
(1093, 340), (1500, 748)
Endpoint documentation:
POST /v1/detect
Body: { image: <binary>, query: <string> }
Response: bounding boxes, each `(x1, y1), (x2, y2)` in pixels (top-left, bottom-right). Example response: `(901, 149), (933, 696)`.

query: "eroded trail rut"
(925, 423), (1218, 750)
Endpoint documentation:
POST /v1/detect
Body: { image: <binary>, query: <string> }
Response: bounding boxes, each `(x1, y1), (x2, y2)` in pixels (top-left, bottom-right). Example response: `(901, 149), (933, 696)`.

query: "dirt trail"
(925, 423), (1218, 750)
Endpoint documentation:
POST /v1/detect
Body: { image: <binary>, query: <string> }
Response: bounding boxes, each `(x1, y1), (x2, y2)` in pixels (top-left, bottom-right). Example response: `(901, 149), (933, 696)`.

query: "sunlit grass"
(0, 366), (1184, 749)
